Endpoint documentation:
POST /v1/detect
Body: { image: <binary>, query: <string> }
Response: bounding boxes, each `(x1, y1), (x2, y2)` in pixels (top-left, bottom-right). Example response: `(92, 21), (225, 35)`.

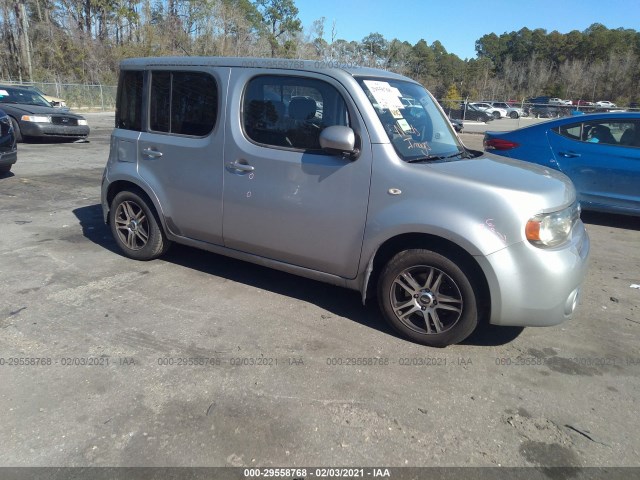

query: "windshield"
(0, 87), (52, 107)
(357, 78), (462, 162)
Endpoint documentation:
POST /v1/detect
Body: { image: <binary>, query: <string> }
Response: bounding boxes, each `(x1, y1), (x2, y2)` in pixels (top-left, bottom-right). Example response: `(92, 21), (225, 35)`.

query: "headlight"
(77, 119), (88, 126)
(525, 203), (580, 248)
(21, 115), (50, 123)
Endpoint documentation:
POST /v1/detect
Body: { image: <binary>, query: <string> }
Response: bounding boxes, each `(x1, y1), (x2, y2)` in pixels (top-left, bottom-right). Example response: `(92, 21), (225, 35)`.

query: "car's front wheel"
(10, 118), (22, 143)
(509, 111), (519, 119)
(109, 190), (171, 260)
(378, 249), (479, 347)
(492, 111), (501, 119)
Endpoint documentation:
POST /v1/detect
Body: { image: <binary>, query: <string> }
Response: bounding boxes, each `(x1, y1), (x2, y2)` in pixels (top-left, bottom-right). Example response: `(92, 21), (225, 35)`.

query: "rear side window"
(149, 71), (218, 136)
(243, 75), (349, 150)
(116, 70), (144, 131)
(555, 120), (639, 146)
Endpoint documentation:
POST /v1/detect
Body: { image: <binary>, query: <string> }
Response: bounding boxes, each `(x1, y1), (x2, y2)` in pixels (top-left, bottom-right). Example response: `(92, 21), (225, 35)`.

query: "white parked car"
(595, 101), (617, 108)
(470, 102), (507, 119)
(481, 101), (524, 119)
(549, 98), (572, 106)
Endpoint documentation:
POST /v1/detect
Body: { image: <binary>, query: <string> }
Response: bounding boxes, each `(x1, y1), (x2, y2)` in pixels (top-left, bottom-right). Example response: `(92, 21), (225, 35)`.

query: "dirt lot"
(1, 113), (639, 471)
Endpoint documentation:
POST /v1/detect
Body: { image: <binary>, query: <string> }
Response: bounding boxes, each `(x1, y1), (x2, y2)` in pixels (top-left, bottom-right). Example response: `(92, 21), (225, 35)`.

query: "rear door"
(221, 70), (372, 278)
(137, 68), (228, 244)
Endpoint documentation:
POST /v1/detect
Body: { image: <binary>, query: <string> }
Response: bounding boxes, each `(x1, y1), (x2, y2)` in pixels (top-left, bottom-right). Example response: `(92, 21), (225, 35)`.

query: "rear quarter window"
(149, 71), (218, 137)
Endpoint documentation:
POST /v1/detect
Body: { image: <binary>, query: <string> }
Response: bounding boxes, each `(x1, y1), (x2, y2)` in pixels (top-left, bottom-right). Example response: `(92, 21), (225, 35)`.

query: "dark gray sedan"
(0, 85), (89, 142)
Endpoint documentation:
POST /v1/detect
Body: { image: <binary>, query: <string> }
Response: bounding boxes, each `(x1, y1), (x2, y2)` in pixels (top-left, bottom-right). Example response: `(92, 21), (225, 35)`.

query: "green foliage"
(442, 84), (461, 110)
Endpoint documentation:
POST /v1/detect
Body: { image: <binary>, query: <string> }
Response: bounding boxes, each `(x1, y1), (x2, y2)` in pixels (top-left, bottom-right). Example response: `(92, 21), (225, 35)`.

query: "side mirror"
(319, 126), (358, 158)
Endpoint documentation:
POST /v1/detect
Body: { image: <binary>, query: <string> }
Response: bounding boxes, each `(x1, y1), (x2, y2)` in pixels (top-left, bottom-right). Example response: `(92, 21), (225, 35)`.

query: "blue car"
(484, 113), (640, 216)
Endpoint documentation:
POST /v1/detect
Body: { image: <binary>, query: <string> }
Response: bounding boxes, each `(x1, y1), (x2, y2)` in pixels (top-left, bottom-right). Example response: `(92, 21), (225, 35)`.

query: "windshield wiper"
(406, 149), (468, 163)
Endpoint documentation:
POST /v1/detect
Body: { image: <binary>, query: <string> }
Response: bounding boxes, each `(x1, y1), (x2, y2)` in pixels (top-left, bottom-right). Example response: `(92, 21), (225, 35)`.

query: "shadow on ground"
(582, 211), (640, 231)
(74, 203), (523, 348)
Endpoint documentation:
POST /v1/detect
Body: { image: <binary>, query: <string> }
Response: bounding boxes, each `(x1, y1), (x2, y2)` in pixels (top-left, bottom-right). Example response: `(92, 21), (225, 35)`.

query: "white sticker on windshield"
(390, 108), (403, 119)
(0, 90), (8, 96)
(390, 87), (402, 98)
(397, 119), (412, 133)
(364, 80), (404, 109)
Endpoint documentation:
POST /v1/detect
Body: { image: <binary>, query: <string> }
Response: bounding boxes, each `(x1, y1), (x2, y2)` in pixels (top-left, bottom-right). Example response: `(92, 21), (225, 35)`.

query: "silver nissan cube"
(101, 57), (590, 347)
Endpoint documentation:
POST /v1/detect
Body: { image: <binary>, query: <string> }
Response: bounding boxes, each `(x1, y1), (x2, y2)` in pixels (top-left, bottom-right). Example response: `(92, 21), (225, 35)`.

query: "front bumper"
(476, 220), (590, 327)
(20, 122), (90, 139)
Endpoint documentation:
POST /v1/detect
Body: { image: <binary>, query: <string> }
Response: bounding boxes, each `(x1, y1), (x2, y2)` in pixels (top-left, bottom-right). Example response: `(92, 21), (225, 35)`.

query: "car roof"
(120, 56), (417, 84)
(490, 112), (640, 134)
(0, 84), (33, 92)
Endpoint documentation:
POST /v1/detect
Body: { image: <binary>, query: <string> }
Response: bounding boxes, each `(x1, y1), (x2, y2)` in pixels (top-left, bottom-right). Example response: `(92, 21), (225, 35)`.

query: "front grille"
(51, 116), (78, 126)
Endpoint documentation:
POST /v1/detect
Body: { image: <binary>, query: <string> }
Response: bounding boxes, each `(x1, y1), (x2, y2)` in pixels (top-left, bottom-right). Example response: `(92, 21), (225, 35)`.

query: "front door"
(222, 70), (372, 278)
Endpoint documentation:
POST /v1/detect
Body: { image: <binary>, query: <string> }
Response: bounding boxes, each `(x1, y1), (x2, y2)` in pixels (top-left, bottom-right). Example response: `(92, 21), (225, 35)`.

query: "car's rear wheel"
(10, 118), (22, 143)
(378, 249), (479, 347)
(509, 111), (519, 119)
(110, 190), (171, 260)
(0, 165), (11, 175)
(492, 111), (501, 119)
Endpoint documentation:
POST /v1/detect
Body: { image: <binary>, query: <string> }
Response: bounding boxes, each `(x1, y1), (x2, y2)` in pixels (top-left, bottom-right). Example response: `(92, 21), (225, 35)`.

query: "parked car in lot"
(530, 106), (562, 118)
(0, 108), (17, 174)
(470, 102), (507, 119)
(572, 100), (594, 107)
(102, 57), (589, 347)
(595, 101), (617, 108)
(526, 96), (551, 106)
(484, 112), (640, 216)
(458, 103), (493, 122)
(0, 85), (89, 142)
(549, 98), (572, 106)
(450, 118), (463, 132)
(482, 100), (524, 118)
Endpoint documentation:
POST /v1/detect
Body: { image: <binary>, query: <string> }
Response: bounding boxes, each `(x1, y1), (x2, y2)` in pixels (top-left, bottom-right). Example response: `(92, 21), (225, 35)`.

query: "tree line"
(1, 0), (639, 104)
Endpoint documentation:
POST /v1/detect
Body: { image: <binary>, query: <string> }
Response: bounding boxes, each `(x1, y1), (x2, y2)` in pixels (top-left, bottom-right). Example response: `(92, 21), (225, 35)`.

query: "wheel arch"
(105, 180), (168, 233)
(362, 232), (491, 320)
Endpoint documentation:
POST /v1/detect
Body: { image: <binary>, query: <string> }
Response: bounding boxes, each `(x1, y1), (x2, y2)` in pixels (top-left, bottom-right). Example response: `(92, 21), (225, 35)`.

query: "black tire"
(109, 190), (170, 260)
(377, 249), (479, 347)
(10, 118), (22, 143)
(0, 165), (10, 175)
(509, 111), (519, 119)
(492, 111), (501, 120)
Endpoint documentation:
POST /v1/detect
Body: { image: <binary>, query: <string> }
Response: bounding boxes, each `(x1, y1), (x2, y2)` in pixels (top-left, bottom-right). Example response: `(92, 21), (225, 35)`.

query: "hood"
(428, 152), (575, 213)
(1, 102), (83, 118)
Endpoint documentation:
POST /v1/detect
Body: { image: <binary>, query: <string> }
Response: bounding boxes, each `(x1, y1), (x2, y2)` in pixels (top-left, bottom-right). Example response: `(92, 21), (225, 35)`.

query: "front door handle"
(226, 161), (255, 173)
(559, 151), (580, 158)
(142, 148), (163, 159)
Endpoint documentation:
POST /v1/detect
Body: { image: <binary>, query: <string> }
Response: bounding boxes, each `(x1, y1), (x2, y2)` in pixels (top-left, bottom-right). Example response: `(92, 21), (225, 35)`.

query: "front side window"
(149, 71), (218, 136)
(555, 120), (639, 147)
(116, 70), (144, 131)
(357, 78), (461, 162)
(243, 75), (349, 150)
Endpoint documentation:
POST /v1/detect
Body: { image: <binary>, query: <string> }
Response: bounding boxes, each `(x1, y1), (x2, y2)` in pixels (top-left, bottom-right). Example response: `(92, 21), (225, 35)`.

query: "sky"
(295, 0), (640, 60)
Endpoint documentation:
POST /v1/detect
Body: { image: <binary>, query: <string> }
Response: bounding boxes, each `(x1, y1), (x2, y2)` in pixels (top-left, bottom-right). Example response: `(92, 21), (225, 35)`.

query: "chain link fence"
(0, 80), (117, 111)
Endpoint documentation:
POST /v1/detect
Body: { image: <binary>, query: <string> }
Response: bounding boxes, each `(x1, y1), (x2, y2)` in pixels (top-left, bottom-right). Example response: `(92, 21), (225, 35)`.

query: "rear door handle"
(142, 148), (163, 159)
(226, 161), (255, 173)
(558, 151), (580, 158)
